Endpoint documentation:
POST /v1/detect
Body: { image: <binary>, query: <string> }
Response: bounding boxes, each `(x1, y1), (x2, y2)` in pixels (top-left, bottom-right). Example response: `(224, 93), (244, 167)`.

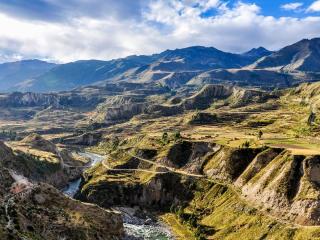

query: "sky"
(0, 0), (320, 63)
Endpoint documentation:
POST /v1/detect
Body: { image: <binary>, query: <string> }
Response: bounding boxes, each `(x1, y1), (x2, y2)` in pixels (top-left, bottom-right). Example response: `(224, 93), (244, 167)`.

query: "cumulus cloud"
(0, 0), (320, 62)
(281, 2), (303, 11)
(308, 0), (320, 12)
(143, 0), (320, 52)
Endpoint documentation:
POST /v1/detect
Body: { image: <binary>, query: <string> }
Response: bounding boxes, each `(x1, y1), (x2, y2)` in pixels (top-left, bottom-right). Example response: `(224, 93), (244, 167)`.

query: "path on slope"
(63, 148), (320, 229)
(100, 149), (320, 229)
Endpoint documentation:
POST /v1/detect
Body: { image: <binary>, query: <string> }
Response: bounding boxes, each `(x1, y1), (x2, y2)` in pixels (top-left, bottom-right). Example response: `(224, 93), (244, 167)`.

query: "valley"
(0, 38), (320, 239)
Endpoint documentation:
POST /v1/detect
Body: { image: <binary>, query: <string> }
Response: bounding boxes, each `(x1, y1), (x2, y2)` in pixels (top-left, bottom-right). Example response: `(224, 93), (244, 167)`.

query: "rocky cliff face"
(62, 132), (102, 146)
(0, 182), (123, 239)
(77, 141), (214, 209)
(2, 135), (85, 188)
(93, 84), (276, 123)
(104, 103), (147, 122)
(79, 171), (194, 210)
(21, 133), (57, 153)
(78, 140), (320, 226)
(204, 146), (320, 226)
(0, 142), (123, 240)
(187, 69), (293, 88)
(0, 87), (107, 109)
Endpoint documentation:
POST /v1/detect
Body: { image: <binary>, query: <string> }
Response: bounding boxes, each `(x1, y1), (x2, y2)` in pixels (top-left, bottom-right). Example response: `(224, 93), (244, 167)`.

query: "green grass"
(167, 181), (320, 240)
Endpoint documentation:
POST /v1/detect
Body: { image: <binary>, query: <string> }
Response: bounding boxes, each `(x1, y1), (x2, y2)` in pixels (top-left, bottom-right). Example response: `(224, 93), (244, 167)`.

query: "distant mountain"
(249, 38), (320, 72)
(0, 60), (56, 91)
(15, 46), (266, 92)
(151, 46), (261, 71)
(242, 47), (272, 58)
(187, 69), (292, 88)
(1, 38), (320, 92)
(20, 55), (158, 92)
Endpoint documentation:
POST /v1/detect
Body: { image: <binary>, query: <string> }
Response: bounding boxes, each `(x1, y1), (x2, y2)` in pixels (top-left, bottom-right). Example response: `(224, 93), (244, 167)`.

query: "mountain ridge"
(1, 37), (320, 92)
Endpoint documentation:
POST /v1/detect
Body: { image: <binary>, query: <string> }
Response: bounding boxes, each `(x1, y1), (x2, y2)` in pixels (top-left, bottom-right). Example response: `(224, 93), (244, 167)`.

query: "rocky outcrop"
(79, 172), (194, 210)
(235, 148), (285, 187)
(62, 132), (102, 146)
(92, 84), (279, 123)
(235, 153), (320, 226)
(187, 69), (292, 88)
(182, 84), (233, 110)
(104, 103), (146, 122)
(158, 71), (199, 88)
(76, 137), (320, 226)
(0, 92), (61, 108)
(203, 146), (320, 226)
(22, 133), (57, 153)
(204, 146), (264, 183)
(1, 138), (84, 188)
(0, 89), (106, 109)
(144, 104), (182, 117)
(226, 88), (278, 108)
(0, 140), (124, 239)
(0, 182), (123, 239)
(160, 141), (217, 174)
(78, 141), (216, 209)
(188, 112), (218, 125)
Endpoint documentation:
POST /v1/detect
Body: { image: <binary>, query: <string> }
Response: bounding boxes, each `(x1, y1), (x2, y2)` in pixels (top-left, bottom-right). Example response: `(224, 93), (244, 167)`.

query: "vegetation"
(0, 130), (18, 141)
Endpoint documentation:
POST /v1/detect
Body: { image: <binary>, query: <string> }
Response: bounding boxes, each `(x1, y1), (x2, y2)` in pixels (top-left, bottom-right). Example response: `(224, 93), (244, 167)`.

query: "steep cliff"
(0, 142), (124, 240)
(79, 139), (320, 228)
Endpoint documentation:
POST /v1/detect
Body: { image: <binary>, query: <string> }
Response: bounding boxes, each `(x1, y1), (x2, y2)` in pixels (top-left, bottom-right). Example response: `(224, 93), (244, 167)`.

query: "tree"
(258, 130), (263, 140)
(173, 131), (181, 141)
(162, 132), (169, 145)
(242, 141), (250, 148)
(308, 111), (316, 126)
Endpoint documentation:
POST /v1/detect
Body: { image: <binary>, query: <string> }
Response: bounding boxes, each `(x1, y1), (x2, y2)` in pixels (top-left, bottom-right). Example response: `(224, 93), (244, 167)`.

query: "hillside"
(1, 39), (319, 92)
(0, 60), (56, 91)
(4, 45), (272, 92)
(0, 59), (320, 239)
(249, 38), (320, 72)
(0, 141), (123, 239)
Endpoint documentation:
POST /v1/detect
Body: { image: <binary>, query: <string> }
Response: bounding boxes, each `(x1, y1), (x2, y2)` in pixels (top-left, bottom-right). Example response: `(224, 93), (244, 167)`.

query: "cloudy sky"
(0, 0), (320, 63)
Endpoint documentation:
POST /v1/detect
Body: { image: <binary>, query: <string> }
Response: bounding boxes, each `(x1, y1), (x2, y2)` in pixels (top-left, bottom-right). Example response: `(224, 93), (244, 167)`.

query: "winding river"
(62, 152), (174, 240)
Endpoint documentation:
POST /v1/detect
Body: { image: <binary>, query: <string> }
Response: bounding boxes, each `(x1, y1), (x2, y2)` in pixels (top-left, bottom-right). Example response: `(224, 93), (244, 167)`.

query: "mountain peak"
(250, 37), (320, 71)
(242, 47), (272, 57)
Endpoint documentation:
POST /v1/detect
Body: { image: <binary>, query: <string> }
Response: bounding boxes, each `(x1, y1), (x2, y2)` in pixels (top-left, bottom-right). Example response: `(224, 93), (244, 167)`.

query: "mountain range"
(1, 38), (320, 92)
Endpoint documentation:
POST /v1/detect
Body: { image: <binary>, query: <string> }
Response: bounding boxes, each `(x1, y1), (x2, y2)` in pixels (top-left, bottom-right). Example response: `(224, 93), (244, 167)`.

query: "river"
(62, 152), (174, 240)
(62, 152), (104, 197)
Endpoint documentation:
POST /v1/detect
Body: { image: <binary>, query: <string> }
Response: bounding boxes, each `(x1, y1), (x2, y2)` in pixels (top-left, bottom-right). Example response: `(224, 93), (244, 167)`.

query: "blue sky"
(200, 0), (320, 18)
(0, 0), (320, 62)
(241, 0), (318, 17)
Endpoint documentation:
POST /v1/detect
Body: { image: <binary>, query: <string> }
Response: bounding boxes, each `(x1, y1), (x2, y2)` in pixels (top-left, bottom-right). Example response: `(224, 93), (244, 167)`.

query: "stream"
(62, 152), (174, 240)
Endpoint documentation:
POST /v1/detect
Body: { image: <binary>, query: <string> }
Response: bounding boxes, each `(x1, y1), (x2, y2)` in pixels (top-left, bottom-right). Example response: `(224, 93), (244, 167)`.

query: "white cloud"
(281, 2), (303, 11)
(307, 0), (320, 12)
(0, 0), (320, 62)
(144, 0), (320, 52)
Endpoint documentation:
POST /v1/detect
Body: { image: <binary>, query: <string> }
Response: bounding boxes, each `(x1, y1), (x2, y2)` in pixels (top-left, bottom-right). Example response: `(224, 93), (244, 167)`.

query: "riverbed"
(62, 152), (174, 240)
(62, 152), (104, 197)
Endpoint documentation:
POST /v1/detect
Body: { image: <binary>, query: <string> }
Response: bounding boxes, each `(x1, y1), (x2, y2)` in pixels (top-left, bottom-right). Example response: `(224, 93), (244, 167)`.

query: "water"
(63, 152), (105, 197)
(63, 178), (82, 197)
(78, 152), (105, 166)
(120, 207), (174, 240)
(123, 223), (173, 240)
(63, 152), (174, 239)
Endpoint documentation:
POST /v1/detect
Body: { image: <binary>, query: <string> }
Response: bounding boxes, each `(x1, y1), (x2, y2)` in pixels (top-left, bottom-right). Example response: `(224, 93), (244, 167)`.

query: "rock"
(188, 112), (218, 125)
(0, 183), (124, 240)
(204, 146), (264, 183)
(63, 132), (102, 146)
(22, 133), (57, 153)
